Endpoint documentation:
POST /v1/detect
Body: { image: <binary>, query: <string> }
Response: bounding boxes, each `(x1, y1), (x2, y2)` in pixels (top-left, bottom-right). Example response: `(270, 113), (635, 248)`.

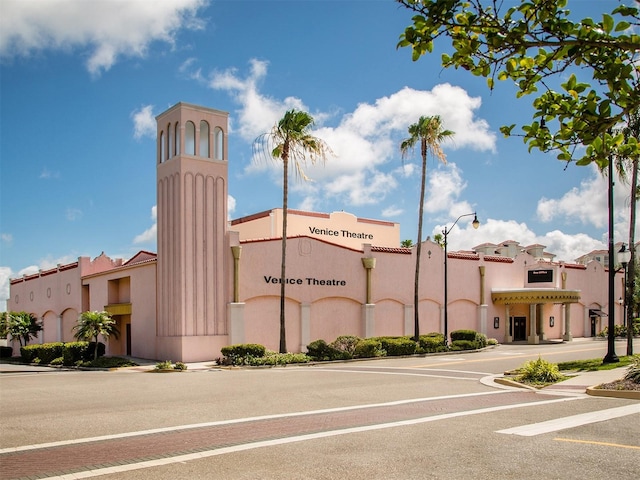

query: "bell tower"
(156, 102), (229, 361)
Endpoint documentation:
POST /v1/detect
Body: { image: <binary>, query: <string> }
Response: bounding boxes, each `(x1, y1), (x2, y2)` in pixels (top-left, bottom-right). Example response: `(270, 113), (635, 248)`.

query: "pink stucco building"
(7, 103), (622, 362)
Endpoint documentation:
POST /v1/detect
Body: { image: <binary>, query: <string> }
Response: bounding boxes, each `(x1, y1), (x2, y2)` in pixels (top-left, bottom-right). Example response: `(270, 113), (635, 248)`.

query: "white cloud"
(0, 0), (208, 76)
(433, 217), (606, 263)
(66, 207), (82, 221)
(133, 206), (157, 244)
(382, 206), (404, 218)
(39, 167), (60, 179)
(1, 234), (13, 246)
(132, 105), (157, 140)
(536, 165), (608, 228)
(536, 164), (640, 245)
(0, 266), (12, 311)
(227, 195), (236, 219)
(201, 60), (496, 212)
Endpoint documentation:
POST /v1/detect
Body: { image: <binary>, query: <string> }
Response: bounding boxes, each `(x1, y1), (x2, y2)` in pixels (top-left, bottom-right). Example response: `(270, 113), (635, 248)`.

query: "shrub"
(487, 338), (499, 346)
(0, 346), (13, 358)
(517, 357), (563, 384)
(354, 338), (385, 358)
(155, 360), (174, 370)
(624, 355), (640, 383)
(21, 343), (64, 364)
(50, 357), (64, 366)
(417, 333), (446, 353)
(220, 343), (266, 364)
(306, 339), (350, 361)
(329, 335), (361, 357)
(80, 356), (138, 368)
(474, 333), (488, 349)
(450, 330), (477, 342)
(174, 362), (188, 371)
(246, 351), (311, 366)
(449, 339), (477, 351)
(63, 342), (89, 365)
(377, 337), (417, 356)
(87, 342), (106, 360)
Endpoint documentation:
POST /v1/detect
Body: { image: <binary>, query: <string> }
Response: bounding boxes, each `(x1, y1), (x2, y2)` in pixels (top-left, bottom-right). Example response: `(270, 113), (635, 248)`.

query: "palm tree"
(73, 311), (120, 359)
(6, 311), (42, 347)
(400, 116), (454, 341)
(615, 110), (639, 355)
(254, 110), (332, 353)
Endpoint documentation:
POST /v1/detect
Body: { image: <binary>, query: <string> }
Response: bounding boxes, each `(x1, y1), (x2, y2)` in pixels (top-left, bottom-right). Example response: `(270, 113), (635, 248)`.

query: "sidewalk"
(541, 366), (640, 399)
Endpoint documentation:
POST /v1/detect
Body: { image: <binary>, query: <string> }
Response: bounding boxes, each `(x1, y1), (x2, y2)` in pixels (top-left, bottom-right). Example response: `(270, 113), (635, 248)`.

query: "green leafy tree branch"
(397, 0), (640, 167)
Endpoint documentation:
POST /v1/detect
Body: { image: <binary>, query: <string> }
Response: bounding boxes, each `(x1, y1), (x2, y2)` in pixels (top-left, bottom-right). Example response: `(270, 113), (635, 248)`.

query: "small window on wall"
(164, 123), (172, 160)
(174, 122), (180, 155)
(159, 131), (165, 163)
(214, 127), (224, 160)
(185, 121), (196, 155)
(200, 121), (210, 158)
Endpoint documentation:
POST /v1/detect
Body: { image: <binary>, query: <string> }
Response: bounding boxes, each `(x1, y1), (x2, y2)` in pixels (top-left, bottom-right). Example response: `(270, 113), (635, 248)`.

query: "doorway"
(126, 323), (131, 356)
(512, 316), (527, 341)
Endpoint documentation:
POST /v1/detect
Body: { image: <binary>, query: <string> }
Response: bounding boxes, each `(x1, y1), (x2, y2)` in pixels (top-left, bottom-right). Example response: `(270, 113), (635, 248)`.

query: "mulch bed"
(596, 379), (640, 391)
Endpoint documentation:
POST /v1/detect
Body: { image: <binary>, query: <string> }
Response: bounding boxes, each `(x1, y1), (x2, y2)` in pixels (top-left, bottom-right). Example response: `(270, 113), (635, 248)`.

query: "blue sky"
(0, 0), (635, 311)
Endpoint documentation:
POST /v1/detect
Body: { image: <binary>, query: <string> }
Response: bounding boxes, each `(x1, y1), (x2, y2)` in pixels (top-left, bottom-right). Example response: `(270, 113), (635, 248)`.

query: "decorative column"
(505, 304), (512, 343)
(57, 315), (63, 342)
(300, 303), (311, 352)
(229, 243), (245, 346)
(361, 257), (376, 304)
(563, 303), (573, 341)
(478, 266), (487, 335)
(361, 257), (376, 338)
(528, 304), (539, 344)
(538, 304), (546, 341)
(231, 246), (242, 303)
(404, 304), (413, 336)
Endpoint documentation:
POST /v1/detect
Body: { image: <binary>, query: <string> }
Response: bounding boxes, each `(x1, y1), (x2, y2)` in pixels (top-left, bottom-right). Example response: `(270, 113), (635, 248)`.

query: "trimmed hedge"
(306, 339), (350, 361)
(450, 339), (477, 351)
(20, 341), (105, 365)
(354, 338), (385, 358)
(377, 337), (417, 356)
(450, 330), (477, 342)
(417, 333), (446, 353)
(220, 343), (267, 365)
(21, 343), (64, 364)
(63, 342), (89, 365)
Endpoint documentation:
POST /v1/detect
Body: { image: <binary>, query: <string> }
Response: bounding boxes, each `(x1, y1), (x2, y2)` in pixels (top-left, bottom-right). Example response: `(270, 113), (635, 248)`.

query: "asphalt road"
(0, 338), (638, 480)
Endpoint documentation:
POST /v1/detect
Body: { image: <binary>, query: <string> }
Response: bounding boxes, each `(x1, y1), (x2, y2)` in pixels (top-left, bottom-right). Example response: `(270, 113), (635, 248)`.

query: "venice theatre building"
(7, 103), (622, 362)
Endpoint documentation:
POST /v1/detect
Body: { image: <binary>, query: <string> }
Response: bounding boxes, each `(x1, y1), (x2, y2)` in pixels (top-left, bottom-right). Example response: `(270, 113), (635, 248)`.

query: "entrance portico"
(491, 289), (581, 344)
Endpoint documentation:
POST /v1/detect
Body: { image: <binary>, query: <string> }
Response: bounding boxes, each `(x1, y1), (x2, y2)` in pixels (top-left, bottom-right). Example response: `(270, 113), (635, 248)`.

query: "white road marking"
(0, 390), (508, 454)
(496, 404), (640, 436)
(303, 367), (479, 380)
(36, 396), (582, 479)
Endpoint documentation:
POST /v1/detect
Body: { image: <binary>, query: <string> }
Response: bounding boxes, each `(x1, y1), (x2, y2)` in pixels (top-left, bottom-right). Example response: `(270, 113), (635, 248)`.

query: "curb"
(586, 387), (640, 400)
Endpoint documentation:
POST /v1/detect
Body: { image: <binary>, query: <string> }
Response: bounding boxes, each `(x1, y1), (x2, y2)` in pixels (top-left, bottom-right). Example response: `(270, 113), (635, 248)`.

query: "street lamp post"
(618, 243), (631, 327)
(443, 212), (480, 346)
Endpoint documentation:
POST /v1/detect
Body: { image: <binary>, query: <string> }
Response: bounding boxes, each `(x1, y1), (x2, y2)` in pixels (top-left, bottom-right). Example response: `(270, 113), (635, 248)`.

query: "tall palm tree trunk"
(413, 140), (428, 340)
(627, 158), (638, 356)
(279, 145), (290, 354)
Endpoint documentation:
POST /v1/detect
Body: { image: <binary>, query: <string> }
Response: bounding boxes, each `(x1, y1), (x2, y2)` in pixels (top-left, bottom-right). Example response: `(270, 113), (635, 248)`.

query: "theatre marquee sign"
(527, 268), (553, 283)
(263, 275), (347, 286)
(308, 226), (373, 241)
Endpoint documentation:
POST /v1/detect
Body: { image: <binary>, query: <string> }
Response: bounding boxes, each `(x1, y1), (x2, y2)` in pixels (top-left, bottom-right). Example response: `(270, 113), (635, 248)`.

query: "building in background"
(7, 103), (623, 361)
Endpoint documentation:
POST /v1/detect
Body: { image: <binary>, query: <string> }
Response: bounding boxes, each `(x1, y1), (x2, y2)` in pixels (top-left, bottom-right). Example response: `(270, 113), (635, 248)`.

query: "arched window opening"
(159, 131), (165, 163)
(200, 121), (210, 158)
(168, 123), (174, 159)
(174, 122), (180, 156)
(214, 127), (224, 160)
(185, 121), (196, 155)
